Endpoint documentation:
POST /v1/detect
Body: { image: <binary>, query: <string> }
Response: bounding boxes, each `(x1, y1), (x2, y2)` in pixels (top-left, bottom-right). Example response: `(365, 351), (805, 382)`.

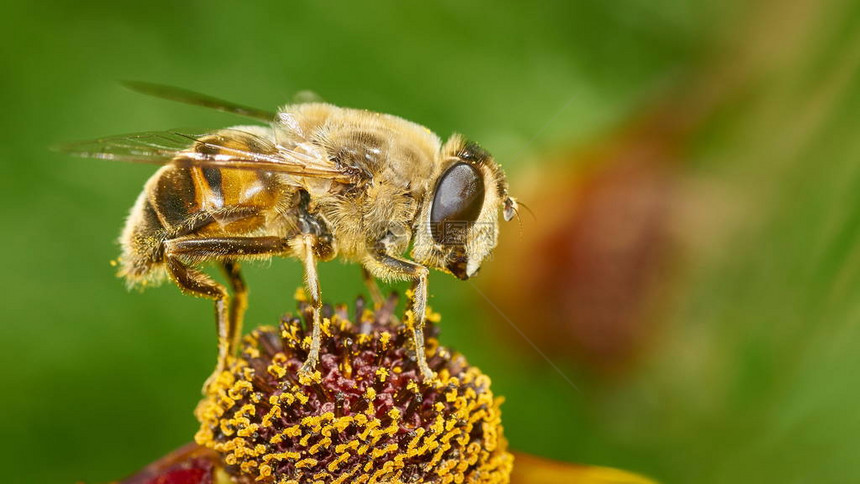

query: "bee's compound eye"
(430, 163), (485, 244)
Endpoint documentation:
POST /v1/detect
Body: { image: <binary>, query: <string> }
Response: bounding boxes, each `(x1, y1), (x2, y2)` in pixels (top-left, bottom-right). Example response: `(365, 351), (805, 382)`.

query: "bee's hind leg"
(164, 236), (290, 392)
(164, 255), (231, 393)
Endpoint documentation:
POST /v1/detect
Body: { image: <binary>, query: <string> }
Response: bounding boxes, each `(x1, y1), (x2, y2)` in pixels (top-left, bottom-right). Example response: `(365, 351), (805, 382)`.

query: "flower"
(195, 297), (512, 483)
(120, 294), (657, 484)
(120, 445), (656, 484)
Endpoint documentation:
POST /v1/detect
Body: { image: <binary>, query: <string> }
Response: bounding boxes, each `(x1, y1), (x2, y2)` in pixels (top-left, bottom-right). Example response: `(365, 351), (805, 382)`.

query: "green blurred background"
(2, 0), (860, 482)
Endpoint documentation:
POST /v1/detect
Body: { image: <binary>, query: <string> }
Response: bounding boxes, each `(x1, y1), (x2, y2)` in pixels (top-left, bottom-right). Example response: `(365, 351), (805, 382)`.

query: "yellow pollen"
(194, 310), (512, 483)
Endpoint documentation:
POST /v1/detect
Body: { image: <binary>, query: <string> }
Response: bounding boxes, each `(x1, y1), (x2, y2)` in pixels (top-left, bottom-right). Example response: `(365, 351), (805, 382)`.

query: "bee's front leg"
(368, 252), (435, 381)
(296, 234), (323, 378)
(409, 268), (434, 381)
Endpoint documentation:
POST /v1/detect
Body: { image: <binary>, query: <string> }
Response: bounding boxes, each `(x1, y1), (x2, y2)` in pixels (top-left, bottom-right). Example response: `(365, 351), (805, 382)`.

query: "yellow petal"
(511, 451), (657, 484)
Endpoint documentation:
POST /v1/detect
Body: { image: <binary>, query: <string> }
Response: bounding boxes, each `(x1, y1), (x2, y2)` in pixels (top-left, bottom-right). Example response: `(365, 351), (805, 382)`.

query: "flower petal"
(511, 451), (657, 484)
(120, 443), (230, 484)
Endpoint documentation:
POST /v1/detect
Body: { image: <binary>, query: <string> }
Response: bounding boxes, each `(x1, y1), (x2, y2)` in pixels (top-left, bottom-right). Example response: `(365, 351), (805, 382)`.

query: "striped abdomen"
(119, 157), (288, 285)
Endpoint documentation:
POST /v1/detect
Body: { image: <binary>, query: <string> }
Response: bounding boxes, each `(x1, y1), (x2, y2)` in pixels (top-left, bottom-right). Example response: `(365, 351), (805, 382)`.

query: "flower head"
(194, 297), (513, 483)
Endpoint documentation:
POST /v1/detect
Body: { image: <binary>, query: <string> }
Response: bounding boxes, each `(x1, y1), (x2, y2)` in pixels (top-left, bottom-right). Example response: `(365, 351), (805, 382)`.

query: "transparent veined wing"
(122, 81), (277, 121)
(56, 128), (356, 182)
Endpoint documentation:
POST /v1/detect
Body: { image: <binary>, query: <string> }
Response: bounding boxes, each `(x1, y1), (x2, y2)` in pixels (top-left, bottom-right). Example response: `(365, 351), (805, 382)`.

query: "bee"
(61, 82), (517, 386)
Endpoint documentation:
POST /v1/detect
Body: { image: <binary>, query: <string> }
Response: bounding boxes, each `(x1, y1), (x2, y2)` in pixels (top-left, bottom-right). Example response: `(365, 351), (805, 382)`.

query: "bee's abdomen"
(118, 125), (287, 285)
(118, 189), (169, 284)
(151, 165), (202, 228)
(118, 165), (208, 285)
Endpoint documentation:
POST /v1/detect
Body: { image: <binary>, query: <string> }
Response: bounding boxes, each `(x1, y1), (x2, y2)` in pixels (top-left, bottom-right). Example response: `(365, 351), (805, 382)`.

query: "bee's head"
(412, 136), (516, 280)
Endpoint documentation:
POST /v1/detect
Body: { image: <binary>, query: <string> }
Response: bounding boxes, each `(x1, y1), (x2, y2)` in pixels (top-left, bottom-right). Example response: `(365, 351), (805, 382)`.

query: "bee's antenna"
(517, 200), (537, 221)
(504, 206), (523, 237)
(512, 206), (524, 235)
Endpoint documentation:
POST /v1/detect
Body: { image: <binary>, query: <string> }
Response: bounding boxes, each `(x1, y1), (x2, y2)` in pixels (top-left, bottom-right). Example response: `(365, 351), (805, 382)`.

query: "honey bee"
(61, 82), (517, 386)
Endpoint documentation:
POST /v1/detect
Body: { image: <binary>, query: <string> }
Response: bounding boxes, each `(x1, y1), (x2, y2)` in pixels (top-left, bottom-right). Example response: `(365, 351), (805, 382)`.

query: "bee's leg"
(219, 260), (247, 360)
(164, 236), (290, 391)
(369, 253), (434, 380)
(361, 266), (385, 308)
(164, 255), (230, 392)
(297, 234), (323, 377)
(409, 271), (433, 380)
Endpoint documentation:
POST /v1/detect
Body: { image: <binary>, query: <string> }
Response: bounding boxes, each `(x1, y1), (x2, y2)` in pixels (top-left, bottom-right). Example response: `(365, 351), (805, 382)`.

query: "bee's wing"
(122, 81), (276, 122)
(56, 128), (354, 182)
